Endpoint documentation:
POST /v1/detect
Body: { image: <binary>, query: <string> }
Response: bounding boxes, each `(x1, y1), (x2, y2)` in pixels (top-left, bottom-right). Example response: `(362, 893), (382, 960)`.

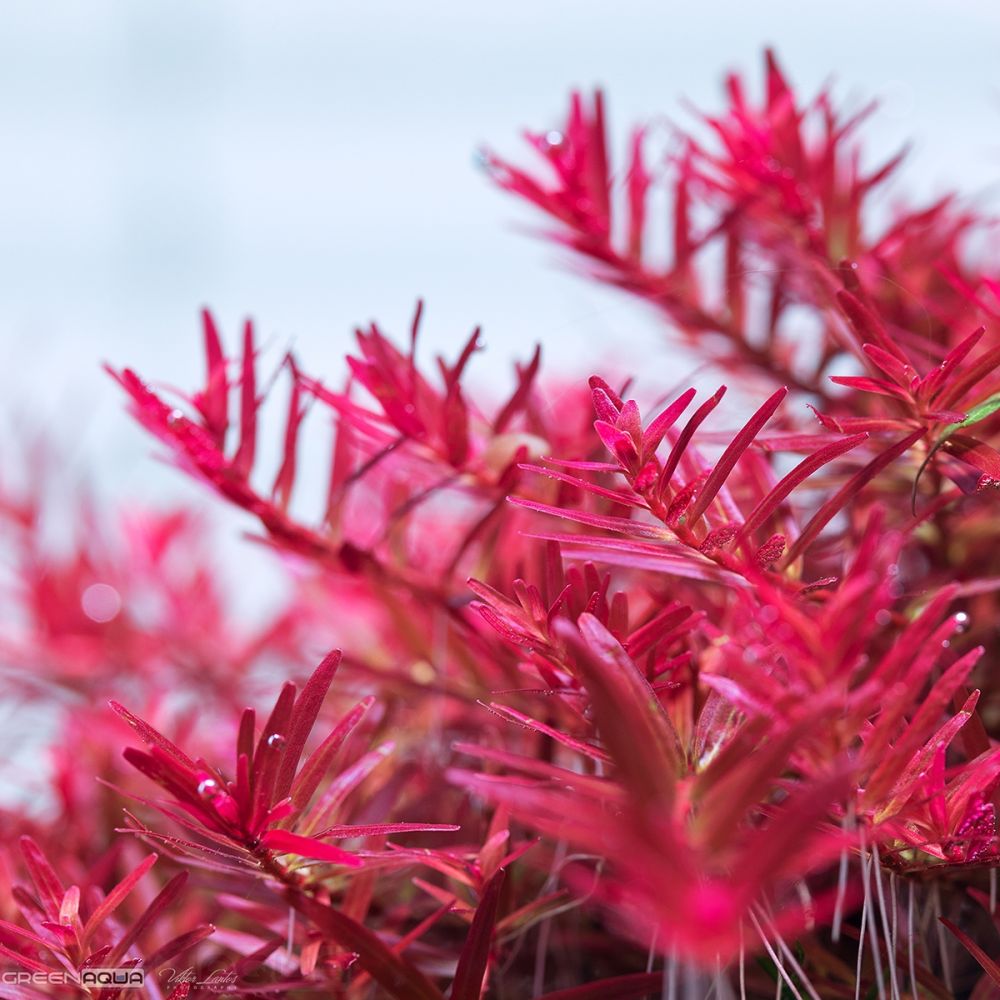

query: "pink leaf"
(785, 428), (925, 563)
(566, 614), (683, 804)
(19, 838), (65, 920)
(686, 387), (787, 524)
(290, 892), (444, 1000)
(449, 869), (506, 1000)
(740, 432), (867, 538)
(290, 696), (376, 812)
(657, 386), (727, 492)
(109, 702), (199, 774)
(232, 319), (258, 477)
(261, 830), (364, 867)
(273, 649), (342, 801)
(642, 387), (698, 457)
(510, 497), (669, 539)
(82, 853), (157, 947)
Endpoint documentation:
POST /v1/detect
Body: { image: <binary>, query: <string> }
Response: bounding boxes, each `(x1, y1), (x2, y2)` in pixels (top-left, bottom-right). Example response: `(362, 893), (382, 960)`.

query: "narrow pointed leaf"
(642, 388), (697, 456)
(19, 838), (64, 920)
(291, 697), (375, 810)
(658, 386), (727, 491)
(564, 614), (683, 804)
(786, 428), (924, 563)
(741, 432), (867, 537)
(274, 649), (342, 800)
(232, 319), (258, 476)
(290, 892), (444, 1000)
(109, 872), (190, 964)
(509, 497), (669, 539)
(940, 917), (1000, 987)
(687, 387), (787, 524)
(82, 853), (157, 946)
(450, 868), (506, 1000)
(143, 924), (216, 971)
(110, 702), (199, 773)
(937, 344), (1000, 410)
(261, 829), (364, 867)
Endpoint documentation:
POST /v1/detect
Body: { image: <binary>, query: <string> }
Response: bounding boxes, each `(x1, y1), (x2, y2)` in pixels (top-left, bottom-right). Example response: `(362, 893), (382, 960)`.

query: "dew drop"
(955, 611), (970, 633)
(166, 408), (184, 426)
(197, 778), (219, 798)
(875, 609), (892, 626)
(81, 583), (122, 623)
(267, 733), (286, 749)
(544, 129), (565, 149)
(941, 639), (951, 649)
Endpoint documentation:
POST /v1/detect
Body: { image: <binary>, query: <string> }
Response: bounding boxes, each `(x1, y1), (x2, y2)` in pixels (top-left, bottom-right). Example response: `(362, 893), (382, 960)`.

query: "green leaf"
(912, 392), (1000, 511)
(955, 392), (1000, 429)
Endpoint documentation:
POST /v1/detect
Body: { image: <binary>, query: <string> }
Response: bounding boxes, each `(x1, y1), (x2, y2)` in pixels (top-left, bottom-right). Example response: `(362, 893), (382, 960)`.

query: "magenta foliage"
(4, 50), (1000, 999)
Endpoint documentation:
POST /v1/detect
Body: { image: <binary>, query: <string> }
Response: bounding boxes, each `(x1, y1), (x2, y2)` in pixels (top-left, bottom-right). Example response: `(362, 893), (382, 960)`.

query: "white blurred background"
(1, 0), (998, 508)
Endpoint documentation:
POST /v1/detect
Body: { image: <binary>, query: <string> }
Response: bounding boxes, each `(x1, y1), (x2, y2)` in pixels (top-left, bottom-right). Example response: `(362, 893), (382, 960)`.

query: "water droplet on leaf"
(197, 778), (218, 798)
(267, 733), (286, 748)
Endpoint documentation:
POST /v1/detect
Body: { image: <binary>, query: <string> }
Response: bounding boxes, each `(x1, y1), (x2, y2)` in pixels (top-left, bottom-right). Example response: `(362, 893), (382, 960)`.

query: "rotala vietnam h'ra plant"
(6, 50), (1000, 1000)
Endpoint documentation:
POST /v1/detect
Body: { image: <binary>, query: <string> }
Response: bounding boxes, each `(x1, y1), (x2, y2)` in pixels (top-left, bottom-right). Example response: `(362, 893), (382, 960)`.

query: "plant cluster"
(3, 51), (1000, 998)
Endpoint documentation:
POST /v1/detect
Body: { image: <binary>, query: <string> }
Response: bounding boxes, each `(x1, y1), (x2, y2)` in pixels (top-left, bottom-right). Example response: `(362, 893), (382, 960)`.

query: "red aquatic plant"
(0, 836), (210, 1000)
(6, 48), (1000, 1000)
